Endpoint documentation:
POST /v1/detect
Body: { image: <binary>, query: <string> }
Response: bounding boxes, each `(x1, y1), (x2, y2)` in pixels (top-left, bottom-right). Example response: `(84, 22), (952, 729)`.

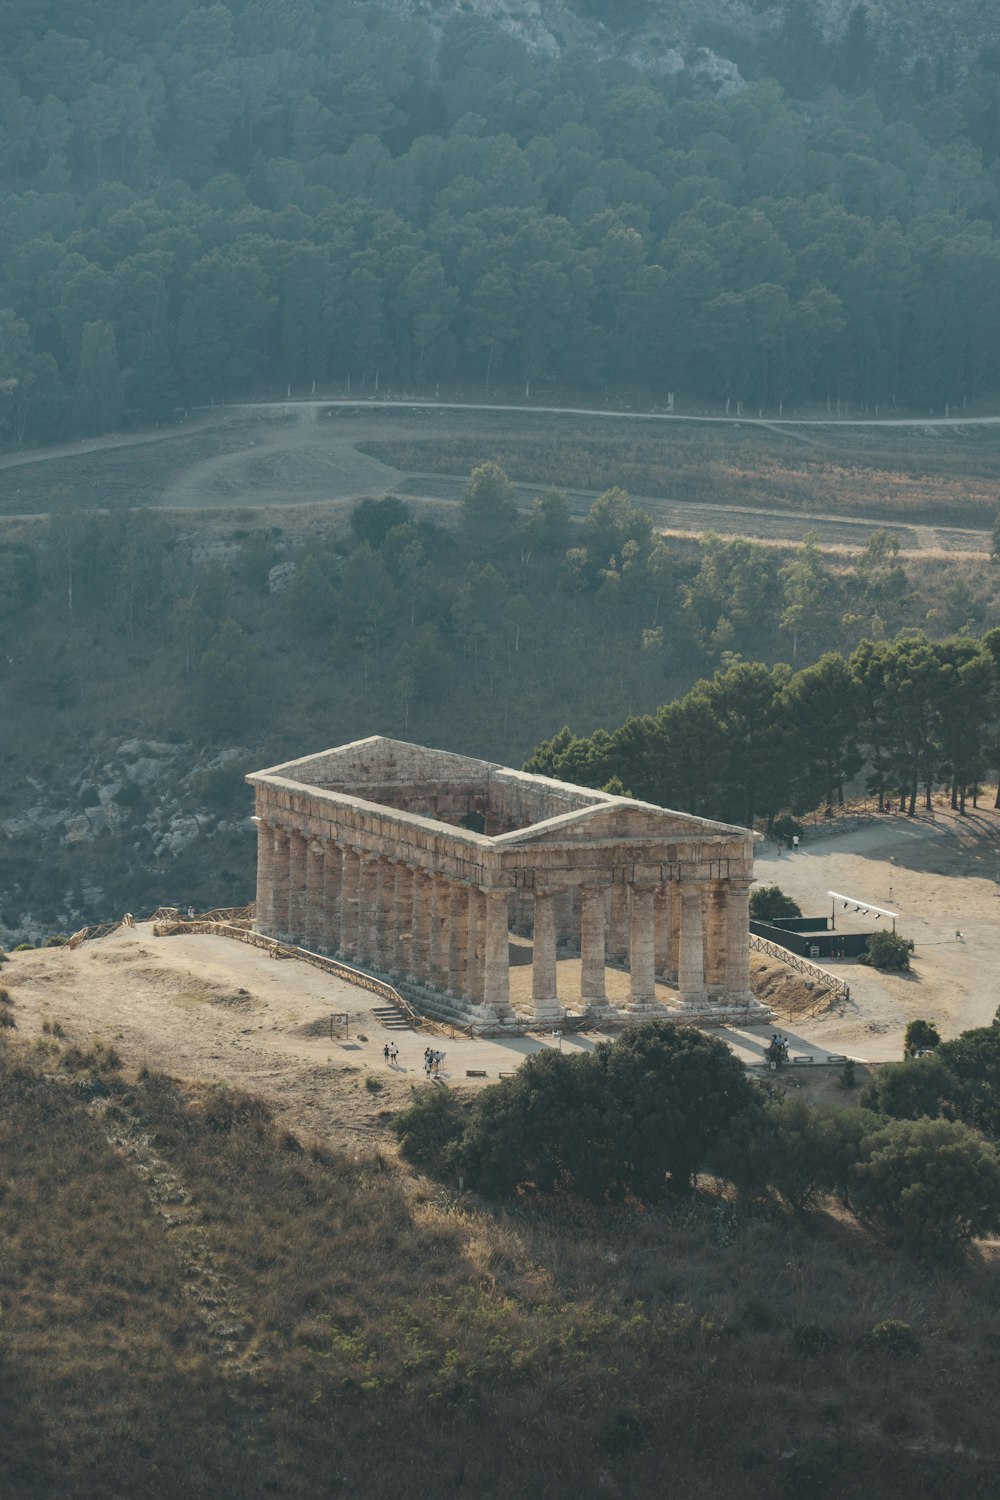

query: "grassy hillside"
(2, 1022), (999, 1499)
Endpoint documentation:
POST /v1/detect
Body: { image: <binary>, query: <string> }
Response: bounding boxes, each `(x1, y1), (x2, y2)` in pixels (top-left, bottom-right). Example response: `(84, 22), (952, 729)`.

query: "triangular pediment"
(494, 800), (748, 847)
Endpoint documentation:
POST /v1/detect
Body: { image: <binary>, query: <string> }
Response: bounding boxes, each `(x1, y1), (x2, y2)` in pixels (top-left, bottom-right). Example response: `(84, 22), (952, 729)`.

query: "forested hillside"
(2, 0), (1000, 436)
(3, 461), (999, 938)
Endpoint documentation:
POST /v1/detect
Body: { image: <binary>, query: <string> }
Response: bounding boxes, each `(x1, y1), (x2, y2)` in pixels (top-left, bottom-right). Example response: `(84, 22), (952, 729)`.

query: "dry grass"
(2, 1024), (1000, 1498)
(361, 422), (1000, 527)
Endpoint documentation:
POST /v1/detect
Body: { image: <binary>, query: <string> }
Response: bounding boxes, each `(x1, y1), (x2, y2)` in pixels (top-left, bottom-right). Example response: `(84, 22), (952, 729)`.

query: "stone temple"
(247, 737), (765, 1030)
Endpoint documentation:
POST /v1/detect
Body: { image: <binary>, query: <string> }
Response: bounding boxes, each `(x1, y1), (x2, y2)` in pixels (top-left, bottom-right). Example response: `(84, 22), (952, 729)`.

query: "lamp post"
(888, 856), (895, 901)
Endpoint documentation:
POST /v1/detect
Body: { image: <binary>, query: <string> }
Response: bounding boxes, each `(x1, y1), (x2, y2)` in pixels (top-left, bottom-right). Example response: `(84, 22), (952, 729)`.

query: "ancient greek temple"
(246, 737), (763, 1029)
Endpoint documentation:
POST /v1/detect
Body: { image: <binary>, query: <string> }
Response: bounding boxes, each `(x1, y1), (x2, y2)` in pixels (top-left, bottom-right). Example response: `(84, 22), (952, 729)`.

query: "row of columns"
(255, 818), (754, 1020)
(256, 821), (515, 1017)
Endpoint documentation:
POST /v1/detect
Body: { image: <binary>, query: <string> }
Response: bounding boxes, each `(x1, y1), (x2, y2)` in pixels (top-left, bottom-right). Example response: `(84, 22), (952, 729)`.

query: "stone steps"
(370, 1004), (412, 1031)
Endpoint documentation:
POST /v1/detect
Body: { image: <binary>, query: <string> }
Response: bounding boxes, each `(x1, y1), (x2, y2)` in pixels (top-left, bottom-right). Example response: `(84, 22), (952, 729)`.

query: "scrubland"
(2, 1016), (1000, 1500)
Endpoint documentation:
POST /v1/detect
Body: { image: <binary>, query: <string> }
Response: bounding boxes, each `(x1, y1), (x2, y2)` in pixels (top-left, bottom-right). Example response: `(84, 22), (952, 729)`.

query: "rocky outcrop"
(0, 737), (258, 946)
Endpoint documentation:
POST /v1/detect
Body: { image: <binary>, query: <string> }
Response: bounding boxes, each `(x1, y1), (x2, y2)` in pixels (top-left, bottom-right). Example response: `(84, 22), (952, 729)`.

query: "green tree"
(460, 461), (519, 557)
(460, 1021), (757, 1203)
(859, 930), (911, 970)
(904, 1019), (942, 1057)
(749, 885), (802, 920)
(849, 1117), (1000, 1251)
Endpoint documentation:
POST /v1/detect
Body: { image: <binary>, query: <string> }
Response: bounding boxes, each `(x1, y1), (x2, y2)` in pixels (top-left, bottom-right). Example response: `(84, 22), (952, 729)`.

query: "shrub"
(903, 1018), (941, 1056)
(200, 1085), (273, 1131)
(11, 943), (33, 952)
(0, 988), (11, 1005)
(838, 1058), (856, 1089)
(45, 934), (68, 947)
(0, 1011), (15, 1029)
(364, 1074), (382, 1092)
(749, 884), (802, 920)
(858, 930), (911, 970)
(392, 1086), (466, 1172)
(848, 1116), (1000, 1251)
(866, 1319), (919, 1357)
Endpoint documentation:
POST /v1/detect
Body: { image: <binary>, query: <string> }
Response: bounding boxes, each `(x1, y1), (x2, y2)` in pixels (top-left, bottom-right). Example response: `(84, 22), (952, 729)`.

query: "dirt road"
(1, 401), (994, 552)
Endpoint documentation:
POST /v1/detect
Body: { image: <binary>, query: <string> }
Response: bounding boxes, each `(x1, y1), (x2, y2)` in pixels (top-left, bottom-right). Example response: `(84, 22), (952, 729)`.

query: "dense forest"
(2, 0), (1000, 439)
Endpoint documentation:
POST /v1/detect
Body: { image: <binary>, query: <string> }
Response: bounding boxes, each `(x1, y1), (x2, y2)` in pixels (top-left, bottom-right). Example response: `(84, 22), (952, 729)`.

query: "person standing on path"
(389, 1041), (399, 1067)
(383, 1043), (390, 1066)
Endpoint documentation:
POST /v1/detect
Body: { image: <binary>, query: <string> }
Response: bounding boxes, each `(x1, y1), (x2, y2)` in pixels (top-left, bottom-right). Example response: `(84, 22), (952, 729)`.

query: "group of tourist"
(765, 1033), (791, 1068)
(381, 1041), (447, 1075)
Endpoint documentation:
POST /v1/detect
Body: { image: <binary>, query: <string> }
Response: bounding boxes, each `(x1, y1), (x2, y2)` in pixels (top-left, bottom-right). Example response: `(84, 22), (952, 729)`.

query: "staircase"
(371, 999), (414, 1031)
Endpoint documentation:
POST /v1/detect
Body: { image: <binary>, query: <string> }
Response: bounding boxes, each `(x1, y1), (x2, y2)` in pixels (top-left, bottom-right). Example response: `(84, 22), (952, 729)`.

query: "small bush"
(201, 1085), (273, 1131)
(364, 1074), (382, 1092)
(858, 930), (911, 970)
(45, 934), (69, 947)
(866, 1319), (919, 1357)
(0, 1011), (16, 1029)
(0, 988), (11, 1005)
(392, 1086), (466, 1171)
(838, 1058), (856, 1089)
(11, 943), (33, 952)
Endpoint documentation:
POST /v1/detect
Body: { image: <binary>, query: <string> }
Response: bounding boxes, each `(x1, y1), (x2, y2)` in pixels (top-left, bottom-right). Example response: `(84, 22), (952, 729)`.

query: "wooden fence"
(749, 933), (850, 1011)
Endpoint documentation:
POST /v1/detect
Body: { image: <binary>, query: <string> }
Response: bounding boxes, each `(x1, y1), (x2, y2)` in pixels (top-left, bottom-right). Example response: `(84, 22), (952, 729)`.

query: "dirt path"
(0, 413), (228, 470)
(2, 402), (994, 552)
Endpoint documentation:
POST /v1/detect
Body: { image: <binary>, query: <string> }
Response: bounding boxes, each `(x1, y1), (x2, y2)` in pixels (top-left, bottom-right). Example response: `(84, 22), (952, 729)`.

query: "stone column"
(448, 885), (470, 997)
(371, 858), (393, 972)
(359, 855), (379, 967)
(483, 888), (513, 1017)
(339, 848), (360, 963)
(531, 890), (561, 1019)
(428, 876), (451, 990)
(609, 884), (629, 965)
(628, 886), (657, 1011)
(272, 828), (291, 936)
(467, 888), (485, 1005)
(411, 871), (433, 985)
(321, 842), (342, 953)
(392, 864), (412, 978)
(678, 882), (706, 1009)
(303, 840), (325, 950)
(706, 880), (728, 995)
(654, 886), (670, 978)
(579, 885), (607, 1009)
(254, 818), (274, 933)
(724, 879), (755, 1007)
(668, 883), (681, 983)
(287, 831), (308, 943)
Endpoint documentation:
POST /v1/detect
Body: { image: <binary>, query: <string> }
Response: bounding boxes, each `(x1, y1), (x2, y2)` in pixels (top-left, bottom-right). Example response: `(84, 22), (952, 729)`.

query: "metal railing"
(749, 933), (850, 1008)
